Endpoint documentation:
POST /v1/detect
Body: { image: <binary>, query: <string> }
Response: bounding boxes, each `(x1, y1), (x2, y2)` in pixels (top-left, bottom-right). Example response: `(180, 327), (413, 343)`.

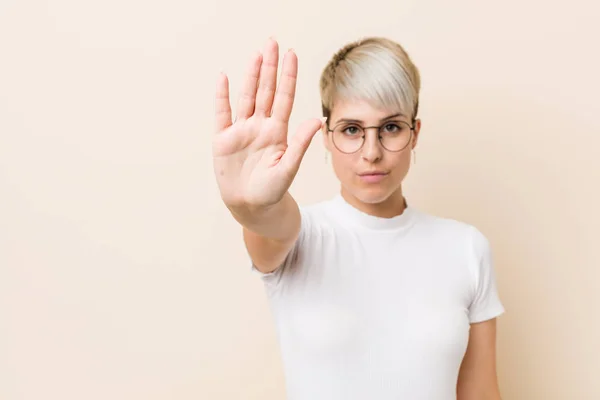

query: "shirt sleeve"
(467, 226), (505, 323)
(249, 205), (313, 290)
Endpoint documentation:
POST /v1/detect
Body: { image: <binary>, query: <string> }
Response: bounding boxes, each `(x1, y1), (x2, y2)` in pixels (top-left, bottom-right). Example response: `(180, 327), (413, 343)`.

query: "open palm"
(212, 39), (323, 210)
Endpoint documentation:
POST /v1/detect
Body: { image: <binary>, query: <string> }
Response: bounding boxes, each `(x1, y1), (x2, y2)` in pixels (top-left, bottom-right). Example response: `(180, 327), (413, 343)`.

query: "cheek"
(330, 159), (347, 182)
(330, 154), (356, 177)
(389, 152), (412, 175)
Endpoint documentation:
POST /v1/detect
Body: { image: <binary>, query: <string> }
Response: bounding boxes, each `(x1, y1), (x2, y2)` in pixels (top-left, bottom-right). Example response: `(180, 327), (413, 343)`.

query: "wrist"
(230, 193), (299, 242)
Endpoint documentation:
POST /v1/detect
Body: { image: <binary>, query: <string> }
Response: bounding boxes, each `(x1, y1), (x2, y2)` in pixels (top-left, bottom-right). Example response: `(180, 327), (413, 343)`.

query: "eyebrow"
(333, 113), (405, 125)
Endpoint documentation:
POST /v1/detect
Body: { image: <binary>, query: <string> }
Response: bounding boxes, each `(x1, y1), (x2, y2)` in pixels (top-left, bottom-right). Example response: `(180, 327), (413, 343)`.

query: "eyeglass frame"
(326, 119), (417, 154)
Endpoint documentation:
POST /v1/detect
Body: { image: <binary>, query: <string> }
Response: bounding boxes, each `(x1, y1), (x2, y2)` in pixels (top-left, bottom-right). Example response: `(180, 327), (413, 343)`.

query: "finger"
(279, 117), (326, 174)
(271, 49), (297, 124)
(255, 38), (279, 116)
(215, 72), (232, 133)
(236, 51), (262, 120)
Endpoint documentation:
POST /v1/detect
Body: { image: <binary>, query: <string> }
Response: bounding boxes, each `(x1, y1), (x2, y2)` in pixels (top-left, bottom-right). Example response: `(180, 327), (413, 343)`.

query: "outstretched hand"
(212, 38), (325, 211)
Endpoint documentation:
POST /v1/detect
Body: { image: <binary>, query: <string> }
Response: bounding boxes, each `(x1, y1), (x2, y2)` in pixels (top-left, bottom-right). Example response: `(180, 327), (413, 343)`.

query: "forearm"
(457, 390), (501, 400)
(230, 193), (301, 274)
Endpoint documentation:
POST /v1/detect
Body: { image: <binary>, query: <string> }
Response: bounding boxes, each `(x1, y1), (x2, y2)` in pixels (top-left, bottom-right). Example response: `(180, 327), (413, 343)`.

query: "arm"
(456, 318), (502, 400)
(212, 38), (322, 275)
(236, 192), (301, 274)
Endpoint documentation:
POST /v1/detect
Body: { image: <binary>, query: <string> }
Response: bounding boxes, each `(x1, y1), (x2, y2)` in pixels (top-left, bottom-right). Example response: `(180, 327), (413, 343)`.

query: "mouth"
(357, 171), (389, 183)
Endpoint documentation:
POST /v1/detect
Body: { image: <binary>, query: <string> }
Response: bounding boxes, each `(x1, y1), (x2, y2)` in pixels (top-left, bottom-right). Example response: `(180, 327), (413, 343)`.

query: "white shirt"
(251, 195), (505, 400)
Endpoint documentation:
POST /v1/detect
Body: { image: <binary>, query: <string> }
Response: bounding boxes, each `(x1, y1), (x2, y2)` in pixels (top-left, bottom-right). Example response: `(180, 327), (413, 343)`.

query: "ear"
(411, 119), (422, 149)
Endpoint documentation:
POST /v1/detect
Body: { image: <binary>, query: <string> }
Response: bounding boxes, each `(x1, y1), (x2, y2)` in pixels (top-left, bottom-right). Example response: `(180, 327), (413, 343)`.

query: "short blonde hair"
(319, 37), (421, 123)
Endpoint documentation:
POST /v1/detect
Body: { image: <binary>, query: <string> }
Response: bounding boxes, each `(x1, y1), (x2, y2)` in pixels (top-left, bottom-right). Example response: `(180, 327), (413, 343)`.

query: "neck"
(340, 187), (407, 219)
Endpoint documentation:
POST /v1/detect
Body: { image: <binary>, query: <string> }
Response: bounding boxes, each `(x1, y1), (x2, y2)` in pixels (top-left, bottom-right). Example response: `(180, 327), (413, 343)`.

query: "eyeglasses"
(327, 120), (415, 154)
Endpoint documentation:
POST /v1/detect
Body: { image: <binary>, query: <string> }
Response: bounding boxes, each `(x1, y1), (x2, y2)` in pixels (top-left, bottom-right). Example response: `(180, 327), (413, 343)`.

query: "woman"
(212, 37), (504, 400)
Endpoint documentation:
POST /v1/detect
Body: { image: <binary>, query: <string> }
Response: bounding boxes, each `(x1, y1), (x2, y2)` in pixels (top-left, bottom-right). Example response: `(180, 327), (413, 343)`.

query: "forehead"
(329, 98), (404, 124)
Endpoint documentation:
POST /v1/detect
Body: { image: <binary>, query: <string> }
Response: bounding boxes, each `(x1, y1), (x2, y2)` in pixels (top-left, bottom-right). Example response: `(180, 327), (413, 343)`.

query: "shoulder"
(414, 210), (487, 241)
(415, 210), (504, 319)
(415, 210), (498, 289)
(296, 197), (342, 232)
(298, 196), (337, 217)
(412, 209), (492, 263)
(253, 198), (340, 291)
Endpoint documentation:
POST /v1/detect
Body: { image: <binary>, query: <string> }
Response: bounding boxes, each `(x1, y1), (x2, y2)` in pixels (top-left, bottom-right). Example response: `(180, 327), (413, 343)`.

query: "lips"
(358, 171), (388, 176)
(358, 171), (388, 183)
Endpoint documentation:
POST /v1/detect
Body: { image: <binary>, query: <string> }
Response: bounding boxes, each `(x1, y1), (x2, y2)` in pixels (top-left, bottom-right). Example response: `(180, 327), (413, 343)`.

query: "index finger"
(271, 49), (298, 124)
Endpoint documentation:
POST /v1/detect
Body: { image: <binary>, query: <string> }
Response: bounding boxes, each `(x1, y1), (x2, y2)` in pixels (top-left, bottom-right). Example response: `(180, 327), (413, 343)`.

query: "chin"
(346, 184), (397, 205)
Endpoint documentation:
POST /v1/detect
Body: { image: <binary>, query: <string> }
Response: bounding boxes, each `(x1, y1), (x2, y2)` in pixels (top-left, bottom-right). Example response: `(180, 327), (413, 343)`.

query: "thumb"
(279, 117), (326, 175)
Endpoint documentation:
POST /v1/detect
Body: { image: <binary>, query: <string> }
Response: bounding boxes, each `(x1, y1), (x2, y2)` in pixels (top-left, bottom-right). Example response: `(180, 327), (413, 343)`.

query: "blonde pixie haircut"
(319, 37), (421, 124)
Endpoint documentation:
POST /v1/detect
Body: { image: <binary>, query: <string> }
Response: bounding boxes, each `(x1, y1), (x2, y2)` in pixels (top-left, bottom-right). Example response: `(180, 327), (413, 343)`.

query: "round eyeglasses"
(327, 120), (415, 154)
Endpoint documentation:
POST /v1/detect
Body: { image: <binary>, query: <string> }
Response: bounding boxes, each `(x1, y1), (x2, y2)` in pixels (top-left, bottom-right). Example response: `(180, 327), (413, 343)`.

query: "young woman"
(213, 36), (504, 400)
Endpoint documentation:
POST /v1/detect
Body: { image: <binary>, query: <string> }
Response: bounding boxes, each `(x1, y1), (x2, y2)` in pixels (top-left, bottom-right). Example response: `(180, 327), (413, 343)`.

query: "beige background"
(1, 0), (598, 399)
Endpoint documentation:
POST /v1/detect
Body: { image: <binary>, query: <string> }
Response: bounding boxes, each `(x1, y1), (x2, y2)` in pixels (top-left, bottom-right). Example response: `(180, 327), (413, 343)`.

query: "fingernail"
(288, 48), (295, 53)
(320, 117), (328, 126)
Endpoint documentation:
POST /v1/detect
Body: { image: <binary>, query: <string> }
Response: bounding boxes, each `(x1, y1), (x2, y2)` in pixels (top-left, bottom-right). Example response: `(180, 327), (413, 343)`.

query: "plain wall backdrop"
(1, 0), (599, 399)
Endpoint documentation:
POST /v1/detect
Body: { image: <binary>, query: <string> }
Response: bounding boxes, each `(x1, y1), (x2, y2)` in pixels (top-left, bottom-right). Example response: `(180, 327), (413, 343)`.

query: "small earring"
(412, 149), (417, 164)
(324, 151), (329, 164)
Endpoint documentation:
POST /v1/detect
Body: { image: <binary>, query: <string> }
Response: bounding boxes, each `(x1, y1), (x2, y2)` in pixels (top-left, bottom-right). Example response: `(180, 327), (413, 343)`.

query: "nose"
(360, 129), (383, 163)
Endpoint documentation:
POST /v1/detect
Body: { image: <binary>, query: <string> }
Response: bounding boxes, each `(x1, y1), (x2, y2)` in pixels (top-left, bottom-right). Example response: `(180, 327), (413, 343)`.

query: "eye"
(382, 123), (402, 133)
(342, 125), (361, 136)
